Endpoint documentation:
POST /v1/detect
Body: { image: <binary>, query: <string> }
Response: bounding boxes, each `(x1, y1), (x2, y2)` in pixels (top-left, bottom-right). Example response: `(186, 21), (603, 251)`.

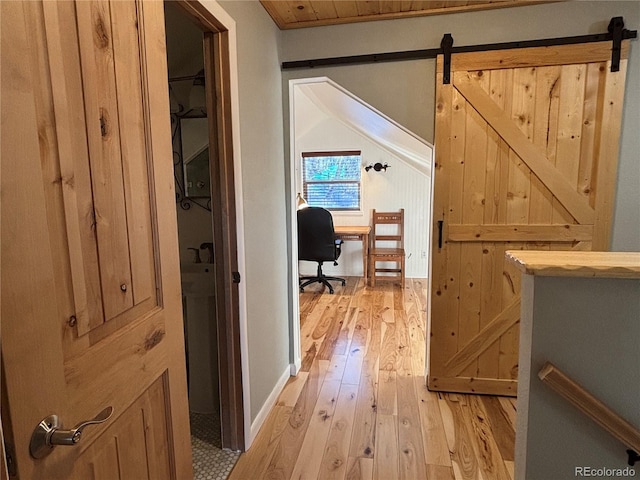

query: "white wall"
(294, 89), (431, 278)
(281, 1), (640, 251)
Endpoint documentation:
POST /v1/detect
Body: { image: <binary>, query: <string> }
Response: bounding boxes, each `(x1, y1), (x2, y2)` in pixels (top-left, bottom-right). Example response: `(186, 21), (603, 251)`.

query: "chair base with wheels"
(299, 262), (345, 294)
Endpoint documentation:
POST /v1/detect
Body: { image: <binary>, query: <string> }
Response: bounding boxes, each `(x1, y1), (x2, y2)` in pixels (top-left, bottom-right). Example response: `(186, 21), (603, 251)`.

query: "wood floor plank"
(440, 394), (482, 480)
(382, 286), (395, 323)
(339, 275), (359, 297)
(300, 342), (318, 372)
(300, 291), (322, 328)
(228, 405), (292, 480)
(265, 358), (328, 479)
(348, 305), (381, 459)
(312, 300), (340, 341)
(462, 395), (511, 480)
(277, 371), (309, 407)
(342, 335), (366, 386)
(379, 321), (397, 371)
(504, 460), (515, 480)
(290, 379), (342, 480)
(427, 464), (457, 480)
(320, 383), (360, 480)
(300, 293), (334, 344)
(377, 370), (397, 415)
(351, 278), (372, 308)
(412, 278), (429, 313)
(415, 378), (452, 467)
(374, 414), (400, 480)
(318, 295), (352, 360)
(480, 396), (515, 462)
(498, 396), (517, 429)
(334, 306), (358, 355)
(395, 308), (413, 375)
(342, 303), (370, 385)
(345, 457), (373, 480)
(325, 354), (348, 383)
(406, 298), (427, 376)
(397, 372), (428, 480)
(393, 282), (406, 310)
(372, 286), (394, 328)
(232, 277), (517, 480)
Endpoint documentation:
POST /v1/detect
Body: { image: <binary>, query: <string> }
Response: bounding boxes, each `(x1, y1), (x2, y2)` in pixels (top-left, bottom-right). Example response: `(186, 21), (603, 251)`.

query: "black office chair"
(298, 207), (346, 294)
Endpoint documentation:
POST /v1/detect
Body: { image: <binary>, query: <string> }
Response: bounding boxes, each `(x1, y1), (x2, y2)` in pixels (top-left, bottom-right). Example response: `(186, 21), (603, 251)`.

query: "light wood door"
(428, 41), (629, 396)
(1, 1), (191, 478)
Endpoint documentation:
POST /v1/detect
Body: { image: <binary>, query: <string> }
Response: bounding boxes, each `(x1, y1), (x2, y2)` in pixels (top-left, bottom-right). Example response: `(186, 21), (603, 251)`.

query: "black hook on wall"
(365, 162), (390, 172)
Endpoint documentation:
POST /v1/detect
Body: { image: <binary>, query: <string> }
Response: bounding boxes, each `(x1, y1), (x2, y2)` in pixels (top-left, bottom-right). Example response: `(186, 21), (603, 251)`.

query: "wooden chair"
(368, 209), (405, 288)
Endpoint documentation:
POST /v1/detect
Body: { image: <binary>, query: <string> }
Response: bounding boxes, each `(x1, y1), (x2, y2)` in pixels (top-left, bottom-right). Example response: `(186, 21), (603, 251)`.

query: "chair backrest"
(297, 207), (338, 262)
(371, 209), (404, 249)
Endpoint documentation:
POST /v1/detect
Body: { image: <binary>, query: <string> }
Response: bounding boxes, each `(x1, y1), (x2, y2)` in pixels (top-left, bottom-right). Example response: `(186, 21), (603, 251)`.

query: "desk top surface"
(334, 225), (371, 235)
(506, 251), (640, 279)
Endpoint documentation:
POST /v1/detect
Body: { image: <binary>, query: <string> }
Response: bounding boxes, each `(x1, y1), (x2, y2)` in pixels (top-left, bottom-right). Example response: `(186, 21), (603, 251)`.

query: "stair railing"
(538, 362), (640, 466)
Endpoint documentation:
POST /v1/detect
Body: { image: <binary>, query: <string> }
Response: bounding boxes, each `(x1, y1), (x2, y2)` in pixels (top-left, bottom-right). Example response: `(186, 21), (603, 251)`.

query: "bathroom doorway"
(163, 0), (244, 463)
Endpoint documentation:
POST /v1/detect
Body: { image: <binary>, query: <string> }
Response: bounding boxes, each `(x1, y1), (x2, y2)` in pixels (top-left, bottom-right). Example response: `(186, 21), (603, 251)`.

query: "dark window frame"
(301, 150), (362, 212)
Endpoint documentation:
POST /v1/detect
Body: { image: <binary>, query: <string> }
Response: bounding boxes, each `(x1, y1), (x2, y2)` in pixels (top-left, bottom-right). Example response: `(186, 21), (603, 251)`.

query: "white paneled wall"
(295, 91), (432, 278)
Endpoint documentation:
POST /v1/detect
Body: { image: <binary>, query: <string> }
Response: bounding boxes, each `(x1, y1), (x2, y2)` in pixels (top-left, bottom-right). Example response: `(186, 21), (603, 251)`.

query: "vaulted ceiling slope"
(296, 78), (433, 175)
(261, 0), (556, 29)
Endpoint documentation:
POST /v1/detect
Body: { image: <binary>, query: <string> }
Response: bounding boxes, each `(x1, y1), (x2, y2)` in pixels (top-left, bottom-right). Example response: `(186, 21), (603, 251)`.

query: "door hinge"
(5, 442), (17, 477)
(232, 271), (241, 284)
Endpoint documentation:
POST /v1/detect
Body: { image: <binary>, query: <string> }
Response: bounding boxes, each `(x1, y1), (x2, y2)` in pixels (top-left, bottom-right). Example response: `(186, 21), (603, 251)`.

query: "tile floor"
(190, 412), (241, 480)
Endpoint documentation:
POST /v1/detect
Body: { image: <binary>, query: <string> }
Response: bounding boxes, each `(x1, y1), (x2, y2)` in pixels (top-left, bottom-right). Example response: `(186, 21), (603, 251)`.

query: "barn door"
(428, 41), (629, 396)
(1, 1), (192, 477)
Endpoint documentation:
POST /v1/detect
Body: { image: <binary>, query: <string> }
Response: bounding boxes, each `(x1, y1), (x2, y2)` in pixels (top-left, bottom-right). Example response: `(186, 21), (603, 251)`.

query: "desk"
(334, 225), (371, 280)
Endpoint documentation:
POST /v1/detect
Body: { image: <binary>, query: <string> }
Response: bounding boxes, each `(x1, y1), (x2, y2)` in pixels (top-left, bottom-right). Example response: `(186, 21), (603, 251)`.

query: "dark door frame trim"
(173, 0), (245, 452)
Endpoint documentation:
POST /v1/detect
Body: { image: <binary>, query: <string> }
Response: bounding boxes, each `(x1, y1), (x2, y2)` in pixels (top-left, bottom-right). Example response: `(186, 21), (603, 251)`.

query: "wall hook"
(365, 162), (390, 172)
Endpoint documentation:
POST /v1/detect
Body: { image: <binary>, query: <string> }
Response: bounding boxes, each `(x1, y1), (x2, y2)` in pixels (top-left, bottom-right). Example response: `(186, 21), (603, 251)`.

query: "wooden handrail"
(538, 362), (640, 455)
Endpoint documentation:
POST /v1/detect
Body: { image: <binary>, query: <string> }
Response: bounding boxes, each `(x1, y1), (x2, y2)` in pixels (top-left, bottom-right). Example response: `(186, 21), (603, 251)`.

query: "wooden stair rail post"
(538, 362), (640, 464)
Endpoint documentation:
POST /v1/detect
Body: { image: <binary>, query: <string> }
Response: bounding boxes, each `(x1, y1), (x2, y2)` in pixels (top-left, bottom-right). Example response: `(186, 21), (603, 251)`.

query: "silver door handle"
(30, 406), (113, 459)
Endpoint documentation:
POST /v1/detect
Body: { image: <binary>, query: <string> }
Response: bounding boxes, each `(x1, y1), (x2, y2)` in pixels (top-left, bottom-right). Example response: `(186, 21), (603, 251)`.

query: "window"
(302, 151), (362, 211)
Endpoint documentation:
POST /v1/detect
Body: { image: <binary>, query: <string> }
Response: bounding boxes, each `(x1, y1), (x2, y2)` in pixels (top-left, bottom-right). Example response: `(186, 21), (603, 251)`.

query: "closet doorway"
(164, 1), (244, 453)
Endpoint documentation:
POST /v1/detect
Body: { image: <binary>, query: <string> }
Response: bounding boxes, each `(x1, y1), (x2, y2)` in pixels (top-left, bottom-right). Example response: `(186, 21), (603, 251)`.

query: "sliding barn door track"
(282, 16), (637, 76)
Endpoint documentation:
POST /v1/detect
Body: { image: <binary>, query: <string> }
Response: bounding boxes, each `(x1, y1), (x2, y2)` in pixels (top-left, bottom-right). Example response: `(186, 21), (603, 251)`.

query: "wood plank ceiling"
(260, 1), (556, 30)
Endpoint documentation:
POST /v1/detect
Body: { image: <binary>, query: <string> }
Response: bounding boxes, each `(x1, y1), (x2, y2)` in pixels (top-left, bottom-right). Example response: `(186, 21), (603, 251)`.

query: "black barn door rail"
(281, 16), (636, 72)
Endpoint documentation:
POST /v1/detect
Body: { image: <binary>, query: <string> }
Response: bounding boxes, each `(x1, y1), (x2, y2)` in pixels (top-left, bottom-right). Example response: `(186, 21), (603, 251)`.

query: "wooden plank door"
(428, 41), (630, 396)
(1, 1), (192, 478)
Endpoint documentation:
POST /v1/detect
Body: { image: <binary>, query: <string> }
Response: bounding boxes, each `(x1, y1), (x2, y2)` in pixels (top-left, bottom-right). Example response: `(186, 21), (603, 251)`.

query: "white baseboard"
(291, 358), (301, 375)
(248, 365), (291, 446)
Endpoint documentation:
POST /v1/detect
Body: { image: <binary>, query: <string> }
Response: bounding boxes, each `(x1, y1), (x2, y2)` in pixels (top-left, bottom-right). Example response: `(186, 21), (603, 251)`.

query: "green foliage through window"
(302, 152), (361, 211)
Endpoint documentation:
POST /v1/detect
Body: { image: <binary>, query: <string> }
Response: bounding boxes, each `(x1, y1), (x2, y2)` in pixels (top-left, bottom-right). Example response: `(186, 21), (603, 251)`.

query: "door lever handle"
(30, 406), (113, 459)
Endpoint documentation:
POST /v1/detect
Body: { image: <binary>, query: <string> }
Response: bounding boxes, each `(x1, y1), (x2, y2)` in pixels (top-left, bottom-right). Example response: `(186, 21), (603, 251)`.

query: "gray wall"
(218, 0), (290, 421)
(517, 275), (640, 479)
(281, 1), (640, 251)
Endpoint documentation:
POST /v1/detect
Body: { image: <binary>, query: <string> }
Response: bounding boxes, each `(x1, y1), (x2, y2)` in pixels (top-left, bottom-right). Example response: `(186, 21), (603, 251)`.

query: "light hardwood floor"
(229, 278), (516, 480)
